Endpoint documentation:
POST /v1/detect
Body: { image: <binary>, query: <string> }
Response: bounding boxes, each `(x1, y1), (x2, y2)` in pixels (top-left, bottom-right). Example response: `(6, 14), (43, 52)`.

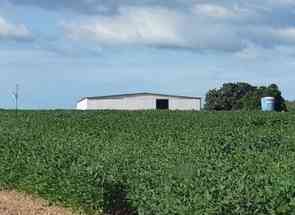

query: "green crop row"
(1, 110), (295, 214)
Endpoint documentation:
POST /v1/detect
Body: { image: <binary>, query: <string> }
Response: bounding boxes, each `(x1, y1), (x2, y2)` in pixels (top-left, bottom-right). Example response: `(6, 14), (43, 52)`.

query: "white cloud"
(64, 7), (186, 47)
(64, 6), (245, 52)
(275, 28), (295, 43)
(193, 4), (238, 18)
(244, 26), (295, 48)
(62, 3), (295, 52)
(0, 16), (32, 41)
(267, 0), (295, 5)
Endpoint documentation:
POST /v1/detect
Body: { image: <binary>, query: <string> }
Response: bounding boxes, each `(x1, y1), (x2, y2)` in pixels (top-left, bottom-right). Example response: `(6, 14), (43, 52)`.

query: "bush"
(205, 82), (287, 111)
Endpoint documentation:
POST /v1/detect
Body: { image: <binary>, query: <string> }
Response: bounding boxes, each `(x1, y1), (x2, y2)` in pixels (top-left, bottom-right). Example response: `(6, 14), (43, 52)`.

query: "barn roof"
(79, 92), (201, 102)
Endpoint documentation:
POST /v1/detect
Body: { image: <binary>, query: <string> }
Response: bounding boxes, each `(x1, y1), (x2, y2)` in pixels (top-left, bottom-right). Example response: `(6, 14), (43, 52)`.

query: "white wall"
(169, 98), (200, 110)
(77, 95), (201, 111)
(77, 99), (88, 110)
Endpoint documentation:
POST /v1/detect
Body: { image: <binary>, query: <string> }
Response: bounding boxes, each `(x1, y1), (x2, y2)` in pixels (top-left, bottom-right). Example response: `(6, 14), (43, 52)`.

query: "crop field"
(1, 110), (295, 215)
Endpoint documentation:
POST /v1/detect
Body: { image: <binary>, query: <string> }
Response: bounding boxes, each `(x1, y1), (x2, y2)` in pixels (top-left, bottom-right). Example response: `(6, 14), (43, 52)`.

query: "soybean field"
(1, 110), (295, 215)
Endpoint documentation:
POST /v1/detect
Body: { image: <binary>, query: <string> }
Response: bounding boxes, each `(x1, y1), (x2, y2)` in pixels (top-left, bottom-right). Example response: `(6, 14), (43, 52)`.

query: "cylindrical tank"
(261, 97), (275, 111)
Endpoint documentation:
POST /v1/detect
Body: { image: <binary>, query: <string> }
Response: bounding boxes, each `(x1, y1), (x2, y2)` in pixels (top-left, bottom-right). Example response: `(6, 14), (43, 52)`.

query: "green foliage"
(286, 101), (295, 112)
(205, 82), (287, 111)
(1, 110), (295, 215)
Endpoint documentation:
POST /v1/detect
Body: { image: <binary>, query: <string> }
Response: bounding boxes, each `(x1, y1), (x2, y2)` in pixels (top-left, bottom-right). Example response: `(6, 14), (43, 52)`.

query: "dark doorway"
(156, 99), (169, 110)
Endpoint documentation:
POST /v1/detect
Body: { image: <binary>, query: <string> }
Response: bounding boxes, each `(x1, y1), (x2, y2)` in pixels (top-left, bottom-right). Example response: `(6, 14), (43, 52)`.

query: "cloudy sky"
(1, 0), (295, 108)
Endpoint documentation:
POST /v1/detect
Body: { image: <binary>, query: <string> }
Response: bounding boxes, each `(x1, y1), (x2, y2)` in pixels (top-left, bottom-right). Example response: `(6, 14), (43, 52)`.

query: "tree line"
(205, 82), (287, 111)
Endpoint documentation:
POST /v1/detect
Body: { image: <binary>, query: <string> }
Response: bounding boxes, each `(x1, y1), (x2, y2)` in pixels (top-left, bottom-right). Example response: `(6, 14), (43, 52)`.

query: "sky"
(1, 0), (295, 109)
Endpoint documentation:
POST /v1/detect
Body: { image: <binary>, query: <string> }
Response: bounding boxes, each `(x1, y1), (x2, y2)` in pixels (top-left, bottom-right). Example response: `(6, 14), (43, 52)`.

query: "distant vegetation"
(1, 110), (295, 214)
(286, 101), (295, 112)
(205, 82), (287, 111)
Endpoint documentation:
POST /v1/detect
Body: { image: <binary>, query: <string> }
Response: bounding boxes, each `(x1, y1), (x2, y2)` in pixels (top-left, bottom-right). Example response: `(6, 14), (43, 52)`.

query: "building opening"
(156, 99), (169, 110)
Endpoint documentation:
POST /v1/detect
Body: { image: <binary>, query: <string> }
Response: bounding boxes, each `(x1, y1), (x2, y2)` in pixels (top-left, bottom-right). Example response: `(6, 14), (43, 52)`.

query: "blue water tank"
(261, 97), (275, 111)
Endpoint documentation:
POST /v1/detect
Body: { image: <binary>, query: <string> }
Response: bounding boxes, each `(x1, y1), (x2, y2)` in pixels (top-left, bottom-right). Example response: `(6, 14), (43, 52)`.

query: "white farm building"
(77, 93), (201, 111)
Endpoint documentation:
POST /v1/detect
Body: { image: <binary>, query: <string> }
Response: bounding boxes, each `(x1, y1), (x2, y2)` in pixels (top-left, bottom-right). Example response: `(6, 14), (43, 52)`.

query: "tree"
(205, 82), (287, 111)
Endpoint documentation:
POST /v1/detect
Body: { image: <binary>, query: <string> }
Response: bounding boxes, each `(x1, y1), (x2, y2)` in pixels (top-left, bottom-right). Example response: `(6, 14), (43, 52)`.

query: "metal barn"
(77, 93), (201, 111)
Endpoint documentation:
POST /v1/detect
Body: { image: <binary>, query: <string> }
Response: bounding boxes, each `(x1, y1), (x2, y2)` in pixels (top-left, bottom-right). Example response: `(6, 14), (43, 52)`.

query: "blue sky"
(0, 0), (295, 109)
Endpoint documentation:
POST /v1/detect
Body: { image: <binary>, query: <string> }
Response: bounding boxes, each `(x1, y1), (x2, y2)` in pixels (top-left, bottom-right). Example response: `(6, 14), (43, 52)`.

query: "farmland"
(1, 110), (295, 215)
